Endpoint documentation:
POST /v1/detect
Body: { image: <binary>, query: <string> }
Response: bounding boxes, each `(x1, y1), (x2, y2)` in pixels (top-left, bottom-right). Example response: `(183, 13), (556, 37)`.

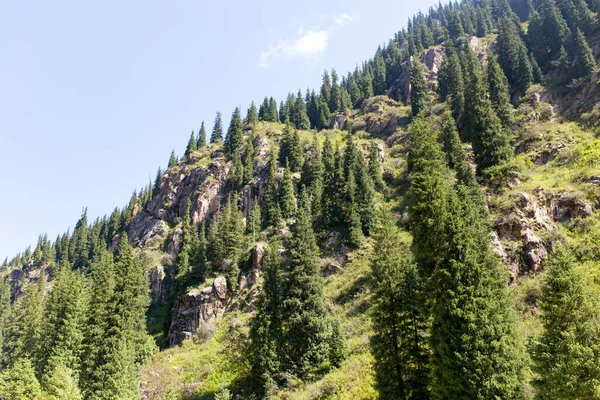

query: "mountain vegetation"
(2, 0), (600, 398)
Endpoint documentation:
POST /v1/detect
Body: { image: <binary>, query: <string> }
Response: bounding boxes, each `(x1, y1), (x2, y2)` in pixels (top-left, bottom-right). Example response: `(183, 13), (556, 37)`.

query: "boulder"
(213, 276), (228, 300)
(553, 192), (593, 221)
(522, 230), (548, 274)
(149, 265), (167, 306)
(328, 114), (348, 130)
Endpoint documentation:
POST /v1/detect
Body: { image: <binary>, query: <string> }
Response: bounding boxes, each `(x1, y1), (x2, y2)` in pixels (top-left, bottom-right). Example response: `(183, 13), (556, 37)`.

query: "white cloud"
(259, 13), (357, 67)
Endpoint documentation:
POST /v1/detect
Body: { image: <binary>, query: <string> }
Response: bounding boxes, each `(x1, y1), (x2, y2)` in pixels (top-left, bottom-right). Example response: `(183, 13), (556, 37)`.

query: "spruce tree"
(410, 61), (430, 117)
(373, 53), (387, 96)
(211, 111), (224, 144)
(258, 97), (269, 121)
(229, 152), (244, 190)
(320, 71), (332, 107)
(462, 46), (513, 173)
(0, 277), (11, 359)
(44, 364), (83, 400)
(279, 203), (331, 378)
(175, 200), (193, 287)
(487, 51), (514, 131)
(224, 107), (243, 156)
(0, 356), (42, 400)
(438, 44), (465, 124)
(344, 169), (364, 247)
(532, 250), (600, 399)
(368, 141), (385, 190)
(442, 113), (476, 186)
(243, 136), (255, 184)
(278, 124), (304, 172)
(168, 149), (177, 168)
(245, 101), (258, 126)
(268, 97), (278, 122)
(279, 161), (296, 219)
(330, 70), (343, 113)
(185, 130), (197, 157)
(496, 17), (533, 93)
(321, 139), (344, 229)
(571, 28), (596, 80)
(249, 241), (282, 397)
(371, 206), (430, 400)
(263, 151), (282, 228)
(197, 121), (207, 148)
(246, 203), (261, 243)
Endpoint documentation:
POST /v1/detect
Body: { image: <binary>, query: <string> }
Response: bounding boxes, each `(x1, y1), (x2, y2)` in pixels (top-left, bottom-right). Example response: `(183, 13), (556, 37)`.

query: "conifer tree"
(268, 97), (279, 122)
(344, 169), (364, 247)
(0, 356), (41, 400)
(532, 250), (600, 399)
(258, 97), (269, 121)
(279, 203), (331, 378)
(245, 101), (258, 126)
(327, 318), (347, 368)
(321, 139), (344, 229)
(368, 141), (385, 190)
(224, 107), (244, 156)
(263, 151), (282, 228)
(410, 61), (430, 117)
(462, 46), (513, 172)
(317, 98), (330, 130)
(496, 17), (533, 93)
(438, 44), (465, 124)
(211, 111), (224, 144)
(371, 206), (430, 400)
(278, 124), (304, 172)
(330, 70), (343, 113)
(247, 203), (261, 243)
(229, 152), (244, 190)
(185, 131), (197, 156)
(0, 277), (11, 358)
(530, 53), (544, 84)
(243, 135), (255, 184)
(175, 200), (193, 287)
(44, 364), (83, 400)
(373, 53), (387, 96)
(447, 8), (465, 38)
(1, 273), (45, 370)
(39, 267), (88, 385)
(197, 121), (207, 148)
(320, 71), (332, 107)
(571, 27), (596, 80)
(280, 162), (296, 219)
(249, 241), (282, 397)
(168, 149), (177, 168)
(442, 113), (476, 186)
(487, 51), (514, 131)
(70, 209), (89, 270)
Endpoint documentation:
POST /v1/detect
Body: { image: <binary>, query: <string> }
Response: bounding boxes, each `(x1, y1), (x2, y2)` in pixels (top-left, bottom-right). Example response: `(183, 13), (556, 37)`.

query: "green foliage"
(280, 205), (332, 379)
(0, 357), (41, 400)
(278, 124), (304, 172)
(280, 162), (296, 219)
(197, 121), (207, 148)
(410, 61), (430, 117)
(496, 16), (533, 93)
(487, 50), (514, 130)
(371, 206), (430, 400)
(570, 28), (596, 80)
(246, 203), (261, 242)
(263, 151), (282, 228)
(243, 135), (255, 184)
(245, 101), (258, 126)
(211, 111), (224, 144)
(44, 364), (83, 400)
(168, 148), (177, 168)
(368, 141), (384, 190)
(185, 130), (197, 156)
(439, 43), (465, 125)
(532, 250), (600, 399)
(224, 107), (244, 156)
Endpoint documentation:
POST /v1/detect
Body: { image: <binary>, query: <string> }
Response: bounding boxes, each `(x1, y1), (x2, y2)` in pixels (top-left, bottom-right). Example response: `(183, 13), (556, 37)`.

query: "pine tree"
(280, 161), (296, 219)
(321, 139), (344, 229)
(39, 267), (88, 386)
(258, 97), (270, 121)
(368, 141), (385, 190)
(263, 151), (282, 228)
(278, 124), (304, 172)
(571, 27), (596, 80)
(245, 101), (258, 126)
(224, 107), (244, 156)
(168, 149), (177, 168)
(0, 356), (41, 400)
(410, 61), (430, 117)
(246, 203), (261, 243)
(44, 364), (83, 400)
(344, 169), (364, 247)
(279, 203), (331, 378)
(462, 46), (513, 173)
(442, 113), (476, 186)
(330, 70), (343, 113)
(175, 200), (193, 287)
(371, 206), (430, 400)
(320, 71), (332, 107)
(211, 111), (224, 144)
(487, 51), (514, 131)
(328, 318), (347, 368)
(373, 53), (387, 96)
(229, 152), (244, 190)
(1, 274), (45, 370)
(268, 97), (279, 122)
(447, 8), (465, 38)
(0, 277), (11, 359)
(532, 250), (600, 399)
(438, 43), (465, 124)
(70, 209), (89, 270)
(197, 121), (207, 148)
(243, 135), (255, 184)
(185, 130), (197, 156)
(249, 241), (282, 397)
(496, 17), (533, 94)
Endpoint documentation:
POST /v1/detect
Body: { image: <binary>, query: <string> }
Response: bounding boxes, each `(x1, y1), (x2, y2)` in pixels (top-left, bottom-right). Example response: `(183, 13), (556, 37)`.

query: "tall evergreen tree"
(532, 250), (600, 399)
(224, 107), (244, 156)
(243, 135), (255, 184)
(268, 97), (279, 122)
(280, 162), (296, 219)
(175, 200), (193, 287)
(279, 203), (331, 378)
(410, 61), (430, 117)
(487, 51), (514, 131)
(0, 356), (41, 400)
(371, 206), (430, 400)
(439, 43), (465, 124)
(185, 130), (197, 156)
(249, 241), (282, 397)
(168, 149), (177, 168)
(496, 17), (533, 93)
(197, 121), (207, 148)
(570, 27), (596, 80)
(245, 101), (258, 126)
(211, 111), (224, 144)
(368, 141), (385, 191)
(263, 151), (282, 228)
(373, 53), (387, 96)
(44, 364), (83, 400)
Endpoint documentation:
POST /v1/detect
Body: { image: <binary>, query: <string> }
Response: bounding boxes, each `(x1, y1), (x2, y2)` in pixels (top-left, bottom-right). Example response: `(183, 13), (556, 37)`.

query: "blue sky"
(0, 0), (441, 260)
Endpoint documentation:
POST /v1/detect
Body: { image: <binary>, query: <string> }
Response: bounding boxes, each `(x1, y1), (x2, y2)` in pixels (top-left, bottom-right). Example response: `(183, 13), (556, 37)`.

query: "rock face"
(328, 114), (348, 130)
(149, 266), (167, 306)
(168, 277), (230, 346)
